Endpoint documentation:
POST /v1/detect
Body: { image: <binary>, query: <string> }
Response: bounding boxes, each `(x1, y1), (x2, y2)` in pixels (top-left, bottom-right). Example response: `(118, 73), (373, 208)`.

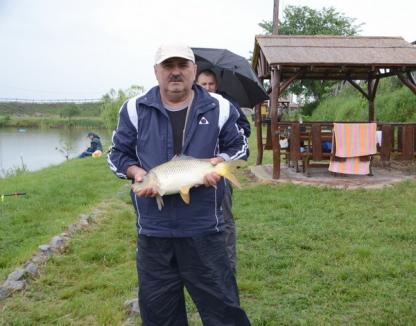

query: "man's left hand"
(203, 157), (225, 187)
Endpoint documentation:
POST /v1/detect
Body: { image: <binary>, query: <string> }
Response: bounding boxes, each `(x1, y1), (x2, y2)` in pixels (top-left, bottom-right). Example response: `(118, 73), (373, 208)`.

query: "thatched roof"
(253, 35), (416, 80)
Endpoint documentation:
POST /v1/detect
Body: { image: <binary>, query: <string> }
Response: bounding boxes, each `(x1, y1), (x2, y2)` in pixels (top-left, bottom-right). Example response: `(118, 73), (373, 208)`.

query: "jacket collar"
(137, 84), (218, 114)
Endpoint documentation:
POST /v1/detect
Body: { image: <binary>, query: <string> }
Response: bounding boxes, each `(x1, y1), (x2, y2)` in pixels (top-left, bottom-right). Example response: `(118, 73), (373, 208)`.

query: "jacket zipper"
(181, 90), (195, 153)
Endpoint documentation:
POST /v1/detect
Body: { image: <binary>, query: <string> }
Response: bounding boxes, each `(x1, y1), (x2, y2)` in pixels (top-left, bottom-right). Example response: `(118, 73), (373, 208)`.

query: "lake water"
(0, 127), (112, 177)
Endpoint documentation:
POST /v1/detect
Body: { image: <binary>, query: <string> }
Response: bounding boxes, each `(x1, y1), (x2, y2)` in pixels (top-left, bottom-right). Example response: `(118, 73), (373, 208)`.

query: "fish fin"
(155, 195), (164, 210)
(215, 160), (246, 189)
(179, 186), (191, 204)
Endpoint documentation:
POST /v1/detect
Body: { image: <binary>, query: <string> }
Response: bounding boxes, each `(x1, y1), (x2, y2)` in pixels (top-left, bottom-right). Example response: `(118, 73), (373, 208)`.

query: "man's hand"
(127, 165), (147, 183)
(128, 165), (157, 197)
(137, 187), (158, 198)
(203, 157), (225, 187)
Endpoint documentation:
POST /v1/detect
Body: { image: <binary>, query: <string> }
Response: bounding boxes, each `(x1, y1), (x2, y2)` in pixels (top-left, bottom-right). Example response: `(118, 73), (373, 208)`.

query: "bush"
(0, 115), (10, 127)
(100, 85), (144, 130)
(60, 104), (81, 119)
(310, 79), (416, 122)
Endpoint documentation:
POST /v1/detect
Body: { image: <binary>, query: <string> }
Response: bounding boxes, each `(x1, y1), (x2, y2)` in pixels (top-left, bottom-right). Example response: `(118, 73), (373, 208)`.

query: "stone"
(67, 223), (80, 234)
(79, 213), (89, 220)
(38, 244), (51, 253)
(0, 286), (10, 300)
(3, 280), (26, 291)
(79, 219), (89, 226)
(31, 253), (48, 264)
(24, 262), (39, 276)
(50, 236), (64, 249)
(6, 268), (26, 282)
(79, 213), (93, 225)
(89, 212), (98, 221)
(124, 298), (140, 315)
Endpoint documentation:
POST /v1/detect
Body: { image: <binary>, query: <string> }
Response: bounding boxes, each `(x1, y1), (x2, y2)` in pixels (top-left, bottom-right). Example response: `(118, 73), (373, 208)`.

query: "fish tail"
(215, 160), (245, 189)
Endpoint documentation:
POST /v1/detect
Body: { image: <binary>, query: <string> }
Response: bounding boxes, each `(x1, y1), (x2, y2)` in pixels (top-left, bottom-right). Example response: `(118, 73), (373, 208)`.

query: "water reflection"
(0, 127), (111, 176)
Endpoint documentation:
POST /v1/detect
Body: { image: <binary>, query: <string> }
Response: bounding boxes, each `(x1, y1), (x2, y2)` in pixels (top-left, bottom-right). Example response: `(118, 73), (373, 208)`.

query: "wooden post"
(271, 67), (281, 178)
(272, 0), (280, 35)
(397, 73), (416, 95)
(255, 102), (263, 165)
(368, 78), (378, 122)
(402, 125), (414, 160)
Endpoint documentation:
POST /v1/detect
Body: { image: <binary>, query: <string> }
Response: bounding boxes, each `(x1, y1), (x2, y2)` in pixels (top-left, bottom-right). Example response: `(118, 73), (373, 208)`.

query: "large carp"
(131, 156), (245, 210)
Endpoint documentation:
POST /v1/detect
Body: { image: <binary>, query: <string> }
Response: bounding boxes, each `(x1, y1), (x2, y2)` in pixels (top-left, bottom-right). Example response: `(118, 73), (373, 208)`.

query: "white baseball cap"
(154, 43), (195, 65)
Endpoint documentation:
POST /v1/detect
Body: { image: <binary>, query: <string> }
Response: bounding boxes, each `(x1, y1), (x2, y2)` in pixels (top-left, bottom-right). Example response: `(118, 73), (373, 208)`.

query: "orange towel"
(329, 123), (377, 175)
(333, 123), (377, 157)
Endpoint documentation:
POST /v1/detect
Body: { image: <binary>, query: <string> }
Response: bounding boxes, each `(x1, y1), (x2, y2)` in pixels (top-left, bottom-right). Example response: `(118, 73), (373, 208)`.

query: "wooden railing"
(256, 120), (416, 178)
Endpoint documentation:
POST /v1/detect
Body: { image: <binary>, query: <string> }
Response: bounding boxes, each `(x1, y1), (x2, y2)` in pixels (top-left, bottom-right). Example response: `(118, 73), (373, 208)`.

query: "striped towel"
(329, 123), (377, 175)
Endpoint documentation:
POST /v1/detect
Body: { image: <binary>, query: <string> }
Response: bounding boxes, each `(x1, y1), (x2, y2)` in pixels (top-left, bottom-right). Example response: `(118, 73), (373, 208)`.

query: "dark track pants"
(137, 233), (251, 326)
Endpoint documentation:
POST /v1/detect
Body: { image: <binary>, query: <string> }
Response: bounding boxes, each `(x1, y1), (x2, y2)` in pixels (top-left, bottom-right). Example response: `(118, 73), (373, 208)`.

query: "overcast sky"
(1, 0), (415, 100)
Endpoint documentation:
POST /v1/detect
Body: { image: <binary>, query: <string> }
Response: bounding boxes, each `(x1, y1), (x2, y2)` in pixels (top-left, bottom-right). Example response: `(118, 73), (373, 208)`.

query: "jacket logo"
(199, 117), (209, 125)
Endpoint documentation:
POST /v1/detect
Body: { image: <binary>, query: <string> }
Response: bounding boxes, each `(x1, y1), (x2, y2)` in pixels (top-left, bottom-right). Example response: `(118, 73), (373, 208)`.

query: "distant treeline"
(0, 85), (144, 129)
(0, 102), (105, 128)
(0, 101), (102, 117)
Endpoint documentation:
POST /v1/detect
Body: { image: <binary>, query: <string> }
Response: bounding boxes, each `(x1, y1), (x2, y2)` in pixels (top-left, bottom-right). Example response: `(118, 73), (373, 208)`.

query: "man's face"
(197, 73), (218, 93)
(154, 57), (196, 100)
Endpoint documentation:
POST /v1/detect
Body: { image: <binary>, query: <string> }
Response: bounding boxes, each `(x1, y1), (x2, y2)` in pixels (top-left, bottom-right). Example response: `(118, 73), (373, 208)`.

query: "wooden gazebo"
(252, 35), (416, 178)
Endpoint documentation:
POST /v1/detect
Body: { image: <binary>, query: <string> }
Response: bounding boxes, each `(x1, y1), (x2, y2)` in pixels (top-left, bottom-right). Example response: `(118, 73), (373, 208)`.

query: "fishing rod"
(1, 192), (26, 196)
(1, 192), (27, 201)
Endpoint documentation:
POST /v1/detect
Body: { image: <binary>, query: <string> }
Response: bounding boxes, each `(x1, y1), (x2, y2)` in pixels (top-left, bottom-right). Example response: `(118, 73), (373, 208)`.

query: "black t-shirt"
(166, 107), (188, 155)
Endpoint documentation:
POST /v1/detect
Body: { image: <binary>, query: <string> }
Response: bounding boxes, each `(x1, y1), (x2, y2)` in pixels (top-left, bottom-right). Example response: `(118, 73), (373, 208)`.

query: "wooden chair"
(302, 124), (332, 176)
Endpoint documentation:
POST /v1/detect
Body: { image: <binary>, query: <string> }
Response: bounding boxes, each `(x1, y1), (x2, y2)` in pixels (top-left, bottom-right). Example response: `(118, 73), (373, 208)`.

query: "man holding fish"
(108, 43), (250, 325)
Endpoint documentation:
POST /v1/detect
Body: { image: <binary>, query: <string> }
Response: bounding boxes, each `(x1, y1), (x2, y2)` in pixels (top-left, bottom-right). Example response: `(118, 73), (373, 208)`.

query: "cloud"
(2, 0), (414, 100)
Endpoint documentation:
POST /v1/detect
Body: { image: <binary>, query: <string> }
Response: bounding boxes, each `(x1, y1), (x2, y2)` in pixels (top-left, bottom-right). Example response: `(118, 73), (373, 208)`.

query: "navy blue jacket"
(108, 84), (248, 237)
(87, 136), (102, 153)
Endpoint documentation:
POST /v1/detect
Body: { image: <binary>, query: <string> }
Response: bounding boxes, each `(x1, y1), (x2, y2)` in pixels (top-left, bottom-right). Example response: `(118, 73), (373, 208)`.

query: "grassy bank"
(0, 157), (124, 280)
(307, 79), (416, 122)
(0, 101), (105, 128)
(1, 116), (105, 129)
(0, 102), (102, 117)
(1, 198), (138, 325)
(1, 134), (415, 325)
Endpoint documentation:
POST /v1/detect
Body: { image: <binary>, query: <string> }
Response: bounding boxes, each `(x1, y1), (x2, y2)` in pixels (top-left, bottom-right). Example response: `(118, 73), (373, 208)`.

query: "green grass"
(0, 102), (102, 117)
(0, 156), (124, 280)
(0, 198), (137, 326)
(4, 116), (105, 128)
(309, 78), (416, 122)
(234, 182), (416, 324)
(0, 101), (105, 128)
(1, 127), (415, 325)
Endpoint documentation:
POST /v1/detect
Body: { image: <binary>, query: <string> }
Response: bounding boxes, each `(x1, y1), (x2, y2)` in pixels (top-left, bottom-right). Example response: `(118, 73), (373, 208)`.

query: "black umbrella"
(192, 47), (269, 108)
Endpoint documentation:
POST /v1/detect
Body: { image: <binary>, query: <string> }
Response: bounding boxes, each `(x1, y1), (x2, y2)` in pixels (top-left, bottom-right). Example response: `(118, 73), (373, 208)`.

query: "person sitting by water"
(79, 132), (103, 158)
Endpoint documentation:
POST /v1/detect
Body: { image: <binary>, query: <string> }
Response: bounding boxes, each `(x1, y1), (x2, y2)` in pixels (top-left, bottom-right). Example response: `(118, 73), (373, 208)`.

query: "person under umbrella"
(192, 47), (268, 108)
(197, 69), (250, 274)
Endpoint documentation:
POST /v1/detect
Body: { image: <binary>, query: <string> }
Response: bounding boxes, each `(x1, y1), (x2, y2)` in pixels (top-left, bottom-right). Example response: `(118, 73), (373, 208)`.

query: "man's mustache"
(169, 75), (183, 82)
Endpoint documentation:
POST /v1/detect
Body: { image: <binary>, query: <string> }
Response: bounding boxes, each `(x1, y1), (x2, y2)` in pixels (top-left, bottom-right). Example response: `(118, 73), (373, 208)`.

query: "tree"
(100, 85), (144, 129)
(60, 103), (81, 119)
(259, 6), (362, 105)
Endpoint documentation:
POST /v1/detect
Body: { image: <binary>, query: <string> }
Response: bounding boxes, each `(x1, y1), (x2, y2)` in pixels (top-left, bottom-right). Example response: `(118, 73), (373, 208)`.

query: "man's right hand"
(128, 165), (158, 198)
(127, 165), (147, 183)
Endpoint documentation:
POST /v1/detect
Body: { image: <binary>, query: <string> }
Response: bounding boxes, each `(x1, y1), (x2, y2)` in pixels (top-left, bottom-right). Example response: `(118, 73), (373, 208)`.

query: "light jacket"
(108, 84), (248, 237)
